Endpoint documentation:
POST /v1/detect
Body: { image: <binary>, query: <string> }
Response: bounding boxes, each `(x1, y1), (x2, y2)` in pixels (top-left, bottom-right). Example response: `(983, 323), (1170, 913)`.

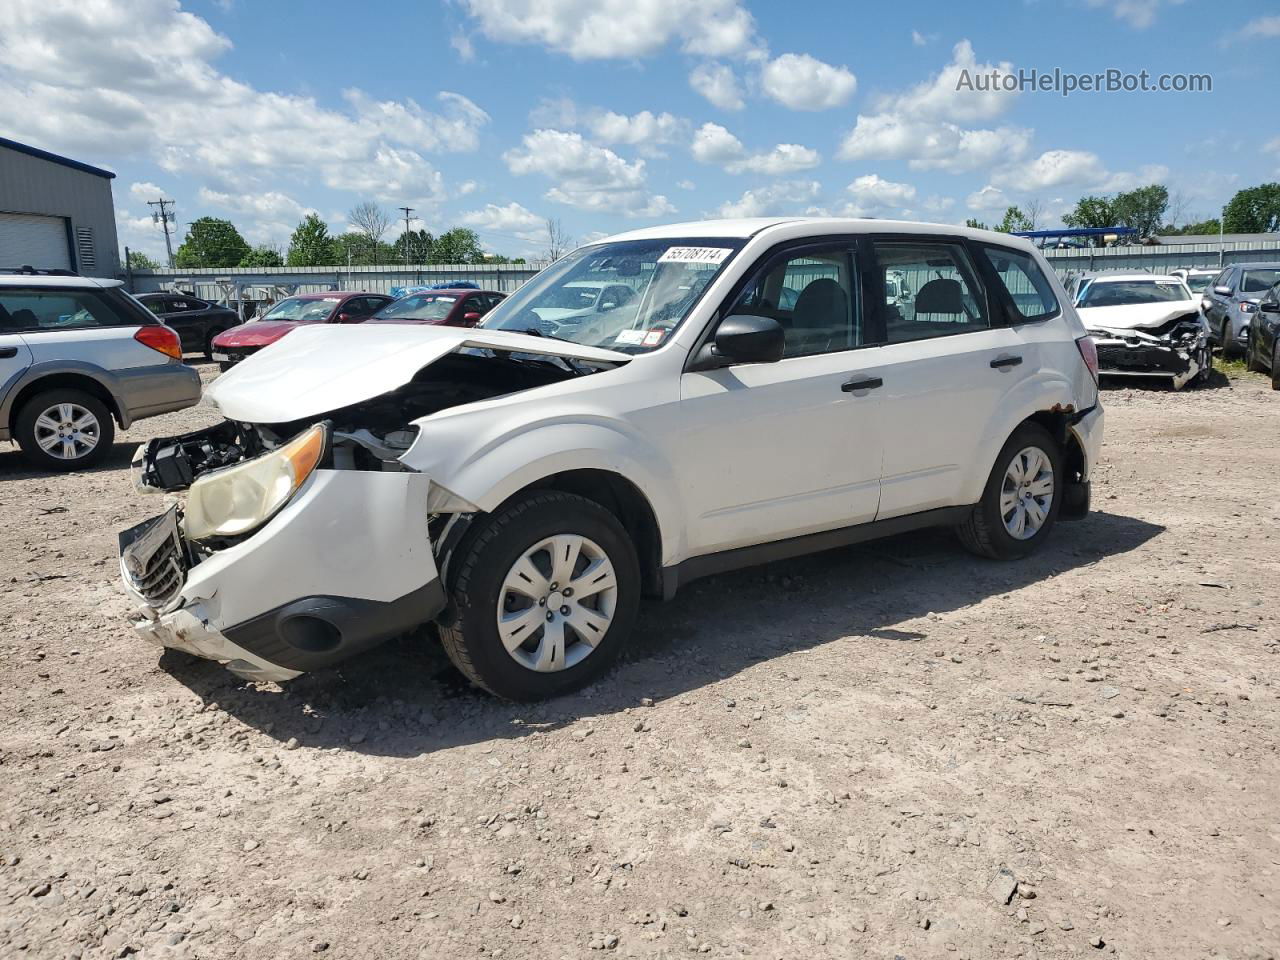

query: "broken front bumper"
(1092, 331), (1207, 389)
(120, 469), (445, 682)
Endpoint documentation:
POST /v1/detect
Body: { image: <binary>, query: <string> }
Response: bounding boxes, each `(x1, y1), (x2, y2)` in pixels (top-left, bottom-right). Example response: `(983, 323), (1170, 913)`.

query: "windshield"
(479, 238), (744, 352)
(373, 294), (457, 321)
(262, 296), (340, 322)
(1184, 274), (1215, 293)
(1240, 269), (1280, 294)
(1080, 279), (1192, 307)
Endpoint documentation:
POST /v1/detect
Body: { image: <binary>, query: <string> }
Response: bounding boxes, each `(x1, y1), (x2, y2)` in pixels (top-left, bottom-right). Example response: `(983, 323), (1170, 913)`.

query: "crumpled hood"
(206, 323), (629, 423)
(212, 320), (312, 348)
(1077, 300), (1202, 332)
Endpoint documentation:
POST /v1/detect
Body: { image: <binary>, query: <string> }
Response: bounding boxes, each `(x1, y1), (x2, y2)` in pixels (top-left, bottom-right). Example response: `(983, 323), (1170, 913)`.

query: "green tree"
(174, 217), (251, 268)
(1061, 195), (1117, 230)
(1111, 184), (1169, 238)
(238, 245), (284, 267)
(125, 250), (160, 271)
(994, 206), (1034, 233)
(394, 229), (435, 264)
(431, 227), (485, 264)
(1161, 218), (1221, 236)
(286, 214), (338, 267)
(334, 233), (397, 266)
(1222, 183), (1280, 233)
(964, 218), (989, 230)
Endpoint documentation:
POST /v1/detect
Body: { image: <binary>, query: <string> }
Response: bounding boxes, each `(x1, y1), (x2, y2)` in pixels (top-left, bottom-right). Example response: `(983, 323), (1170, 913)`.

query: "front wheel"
(439, 491), (641, 700)
(1272, 344), (1280, 392)
(956, 423), (1063, 560)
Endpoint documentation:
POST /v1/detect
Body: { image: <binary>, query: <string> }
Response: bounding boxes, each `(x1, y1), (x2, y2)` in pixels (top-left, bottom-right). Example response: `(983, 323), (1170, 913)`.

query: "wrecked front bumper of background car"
(1088, 319), (1209, 390)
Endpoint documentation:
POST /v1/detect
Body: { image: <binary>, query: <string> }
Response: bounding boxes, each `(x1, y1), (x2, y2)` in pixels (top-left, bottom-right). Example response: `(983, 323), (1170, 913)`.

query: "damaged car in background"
(119, 219), (1103, 701)
(1072, 273), (1211, 389)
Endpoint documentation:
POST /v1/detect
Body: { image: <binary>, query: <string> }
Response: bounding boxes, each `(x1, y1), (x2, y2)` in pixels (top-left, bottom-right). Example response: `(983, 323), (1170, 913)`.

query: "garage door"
(0, 212), (71, 271)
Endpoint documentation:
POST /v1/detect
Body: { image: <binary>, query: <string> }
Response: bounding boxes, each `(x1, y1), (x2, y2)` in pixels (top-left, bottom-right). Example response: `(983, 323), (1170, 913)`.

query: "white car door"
(860, 237), (1037, 519)
(671, 241), (884, 557)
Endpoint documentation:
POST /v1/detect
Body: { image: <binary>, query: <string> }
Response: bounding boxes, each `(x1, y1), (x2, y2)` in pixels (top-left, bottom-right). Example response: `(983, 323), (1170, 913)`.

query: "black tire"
(1192, 343), (1213, 385)
(956, 423), (1063, 561)
(438, 491), (641, 701)
(1220, 320), (1237, 359)
(1245, 332), (1266, 373)
(1272, 344), (1280, 392)
(14, 388), (115, 471)
(218, 361), (234, 373)
(204, 328), (227, 359)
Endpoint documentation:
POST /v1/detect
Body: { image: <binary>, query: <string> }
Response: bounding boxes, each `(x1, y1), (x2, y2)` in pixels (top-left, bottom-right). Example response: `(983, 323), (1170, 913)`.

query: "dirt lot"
(0, 363), (1277, 960)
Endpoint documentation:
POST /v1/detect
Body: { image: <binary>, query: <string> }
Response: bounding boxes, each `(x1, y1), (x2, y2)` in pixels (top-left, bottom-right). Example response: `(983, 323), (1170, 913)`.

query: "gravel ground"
(0, 362), (1277, 960)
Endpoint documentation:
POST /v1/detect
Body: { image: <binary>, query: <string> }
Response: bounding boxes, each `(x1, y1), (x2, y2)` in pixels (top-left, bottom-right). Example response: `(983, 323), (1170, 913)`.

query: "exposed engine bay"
(134, 351), (592, 492)
(1086, 310), (1210, 390)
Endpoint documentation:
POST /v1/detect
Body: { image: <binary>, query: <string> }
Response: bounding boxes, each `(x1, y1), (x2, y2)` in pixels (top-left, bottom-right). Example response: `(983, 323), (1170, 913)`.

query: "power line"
(147, 199), (176, 268)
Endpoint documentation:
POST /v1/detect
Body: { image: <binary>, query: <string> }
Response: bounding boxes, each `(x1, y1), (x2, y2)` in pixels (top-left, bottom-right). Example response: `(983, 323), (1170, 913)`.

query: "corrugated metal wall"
(0, 144), (119, 273)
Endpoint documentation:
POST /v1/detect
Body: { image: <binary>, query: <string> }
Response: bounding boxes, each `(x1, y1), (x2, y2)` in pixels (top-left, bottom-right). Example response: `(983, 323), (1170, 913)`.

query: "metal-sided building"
(0, 136), (119, 275)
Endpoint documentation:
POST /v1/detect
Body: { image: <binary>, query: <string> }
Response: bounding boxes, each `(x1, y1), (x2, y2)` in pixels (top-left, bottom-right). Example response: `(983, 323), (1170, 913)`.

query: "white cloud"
(504, 129), (674, 217)
(1224, 15), (1280, 43)
(677, 179), (696, 191)
(460, 0), (760, 60)
(713, 180), (822, 219)
(839, 113), (1031, 173)
(129, 181), (167, 203)
(689, 62), (745, 111)
(690, 122), (820, 175)
(451, 33), (476, 61)
(911, 29), (933, 46)
(760, 53), (856, 111)
(196, 187), (316, 244)
(845, 174), (917, 215)
(460, 201), (543, 233)
(991, 150), (1109, 192)
(836, 41), (1026, 173)
(589, 109), (685, 147)
(966, 184), (1010, 214)
(0, 0), (487, 240)
(1085, 0), (1185, 29)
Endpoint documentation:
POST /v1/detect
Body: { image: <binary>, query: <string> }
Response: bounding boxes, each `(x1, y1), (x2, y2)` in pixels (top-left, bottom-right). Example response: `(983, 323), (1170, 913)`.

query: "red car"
(211, 291), (394, 369)
(363, 288), (506, 328)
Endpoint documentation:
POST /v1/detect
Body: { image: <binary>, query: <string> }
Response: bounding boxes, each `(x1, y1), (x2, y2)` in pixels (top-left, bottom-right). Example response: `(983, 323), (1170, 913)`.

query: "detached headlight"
(184, 423), (327, 541)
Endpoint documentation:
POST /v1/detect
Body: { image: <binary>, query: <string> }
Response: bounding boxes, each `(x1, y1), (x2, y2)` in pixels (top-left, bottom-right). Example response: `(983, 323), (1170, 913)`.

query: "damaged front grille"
(124, 525), (186, 608)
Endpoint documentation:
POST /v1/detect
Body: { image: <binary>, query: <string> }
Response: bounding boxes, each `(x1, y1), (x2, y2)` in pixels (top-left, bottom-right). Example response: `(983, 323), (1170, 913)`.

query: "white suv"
(119, 218), (1103, 700)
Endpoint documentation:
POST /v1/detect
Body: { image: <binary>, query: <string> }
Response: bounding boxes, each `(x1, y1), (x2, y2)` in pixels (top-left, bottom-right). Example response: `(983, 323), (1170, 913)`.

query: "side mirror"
(462, 311), (482, 324)
(1261, 301), (1280, 314)
(692, 314), (785, 370)
(1213, 285), (1232, 296)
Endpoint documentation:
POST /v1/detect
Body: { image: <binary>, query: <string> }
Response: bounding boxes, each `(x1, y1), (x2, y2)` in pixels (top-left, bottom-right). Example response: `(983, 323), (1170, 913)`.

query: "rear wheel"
(439, 491), (640, 700)
(1272, 344), (1280, 391)
(956, 423), (1062, 560)
(1245, 331), (1266, 372)
(14, 388), (115, 471)
(1220, 320), (1237, 358)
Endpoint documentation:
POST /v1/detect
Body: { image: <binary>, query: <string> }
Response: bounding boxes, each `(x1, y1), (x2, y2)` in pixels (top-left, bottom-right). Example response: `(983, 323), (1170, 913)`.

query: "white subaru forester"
(120, 218), (1104, 700)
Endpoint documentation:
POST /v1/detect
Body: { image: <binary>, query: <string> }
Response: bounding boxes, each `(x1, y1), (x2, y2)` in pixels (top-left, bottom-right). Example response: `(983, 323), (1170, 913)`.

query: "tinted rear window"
(0, 286), (144, 333)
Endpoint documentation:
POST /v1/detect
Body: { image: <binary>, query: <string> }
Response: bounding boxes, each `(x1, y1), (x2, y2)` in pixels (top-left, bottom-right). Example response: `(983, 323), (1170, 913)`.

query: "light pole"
(399, 206), (415, 270)
(148, 199), (176, 268)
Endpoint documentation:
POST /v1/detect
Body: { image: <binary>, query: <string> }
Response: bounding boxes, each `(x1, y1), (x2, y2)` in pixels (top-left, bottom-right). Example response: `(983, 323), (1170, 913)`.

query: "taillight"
(135, 324), (182, 360)
(1075, 335), (1098, 382)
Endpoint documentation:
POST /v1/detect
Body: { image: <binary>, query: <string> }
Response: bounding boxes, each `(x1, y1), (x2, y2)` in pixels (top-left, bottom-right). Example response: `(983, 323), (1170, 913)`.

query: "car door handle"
(841, 376), (883, 393)
(990, 355), (1023, 369)
(0, 347), (17, 359)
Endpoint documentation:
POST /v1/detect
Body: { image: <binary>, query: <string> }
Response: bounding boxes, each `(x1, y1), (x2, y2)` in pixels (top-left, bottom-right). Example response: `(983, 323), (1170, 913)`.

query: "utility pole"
(399, 206), (415, 269)
(148, 199), (176, 268)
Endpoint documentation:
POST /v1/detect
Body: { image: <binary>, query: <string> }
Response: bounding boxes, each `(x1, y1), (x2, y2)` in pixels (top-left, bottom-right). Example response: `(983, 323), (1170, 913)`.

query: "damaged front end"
(118, 325), (628, 682)
(1086, 310), (1210, 390)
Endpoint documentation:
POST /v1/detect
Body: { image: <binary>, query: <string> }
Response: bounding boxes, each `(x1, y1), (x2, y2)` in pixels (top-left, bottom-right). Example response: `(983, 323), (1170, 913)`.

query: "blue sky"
(1, 0), (1277, 260)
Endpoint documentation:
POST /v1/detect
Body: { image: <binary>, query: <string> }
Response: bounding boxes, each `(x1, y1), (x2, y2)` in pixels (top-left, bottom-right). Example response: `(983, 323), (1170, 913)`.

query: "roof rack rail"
(0, 265), (82, 276)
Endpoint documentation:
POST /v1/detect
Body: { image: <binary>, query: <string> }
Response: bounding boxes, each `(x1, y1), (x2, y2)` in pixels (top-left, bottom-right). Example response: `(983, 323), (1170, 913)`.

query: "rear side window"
(871, 241), (989, 344)
(0, 287), (139, 333)
(981, 246), (1059, 322)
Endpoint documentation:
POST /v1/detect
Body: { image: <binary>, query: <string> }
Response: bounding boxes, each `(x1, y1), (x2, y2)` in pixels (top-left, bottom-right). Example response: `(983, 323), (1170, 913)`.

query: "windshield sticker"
(614, 329), (646, 345)
(658, 246), (733, 265)
(642, 329), (666, 346)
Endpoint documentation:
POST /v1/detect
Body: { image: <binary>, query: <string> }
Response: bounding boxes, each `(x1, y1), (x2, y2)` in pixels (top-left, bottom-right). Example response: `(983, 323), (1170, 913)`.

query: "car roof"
(1086, 273), (1183, 283)
(0, 274), (123, 289)
(401, 288), (501, 295)
(285, 291), (382, 300)
(1232, 262), (1280, 270)
(598, 216), (1038, 251)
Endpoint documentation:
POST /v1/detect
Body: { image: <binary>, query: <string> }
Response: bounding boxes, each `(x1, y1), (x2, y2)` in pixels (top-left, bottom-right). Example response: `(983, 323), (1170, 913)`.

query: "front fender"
(958, 372), (1078, 504)
(402, 416), (688, 566)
